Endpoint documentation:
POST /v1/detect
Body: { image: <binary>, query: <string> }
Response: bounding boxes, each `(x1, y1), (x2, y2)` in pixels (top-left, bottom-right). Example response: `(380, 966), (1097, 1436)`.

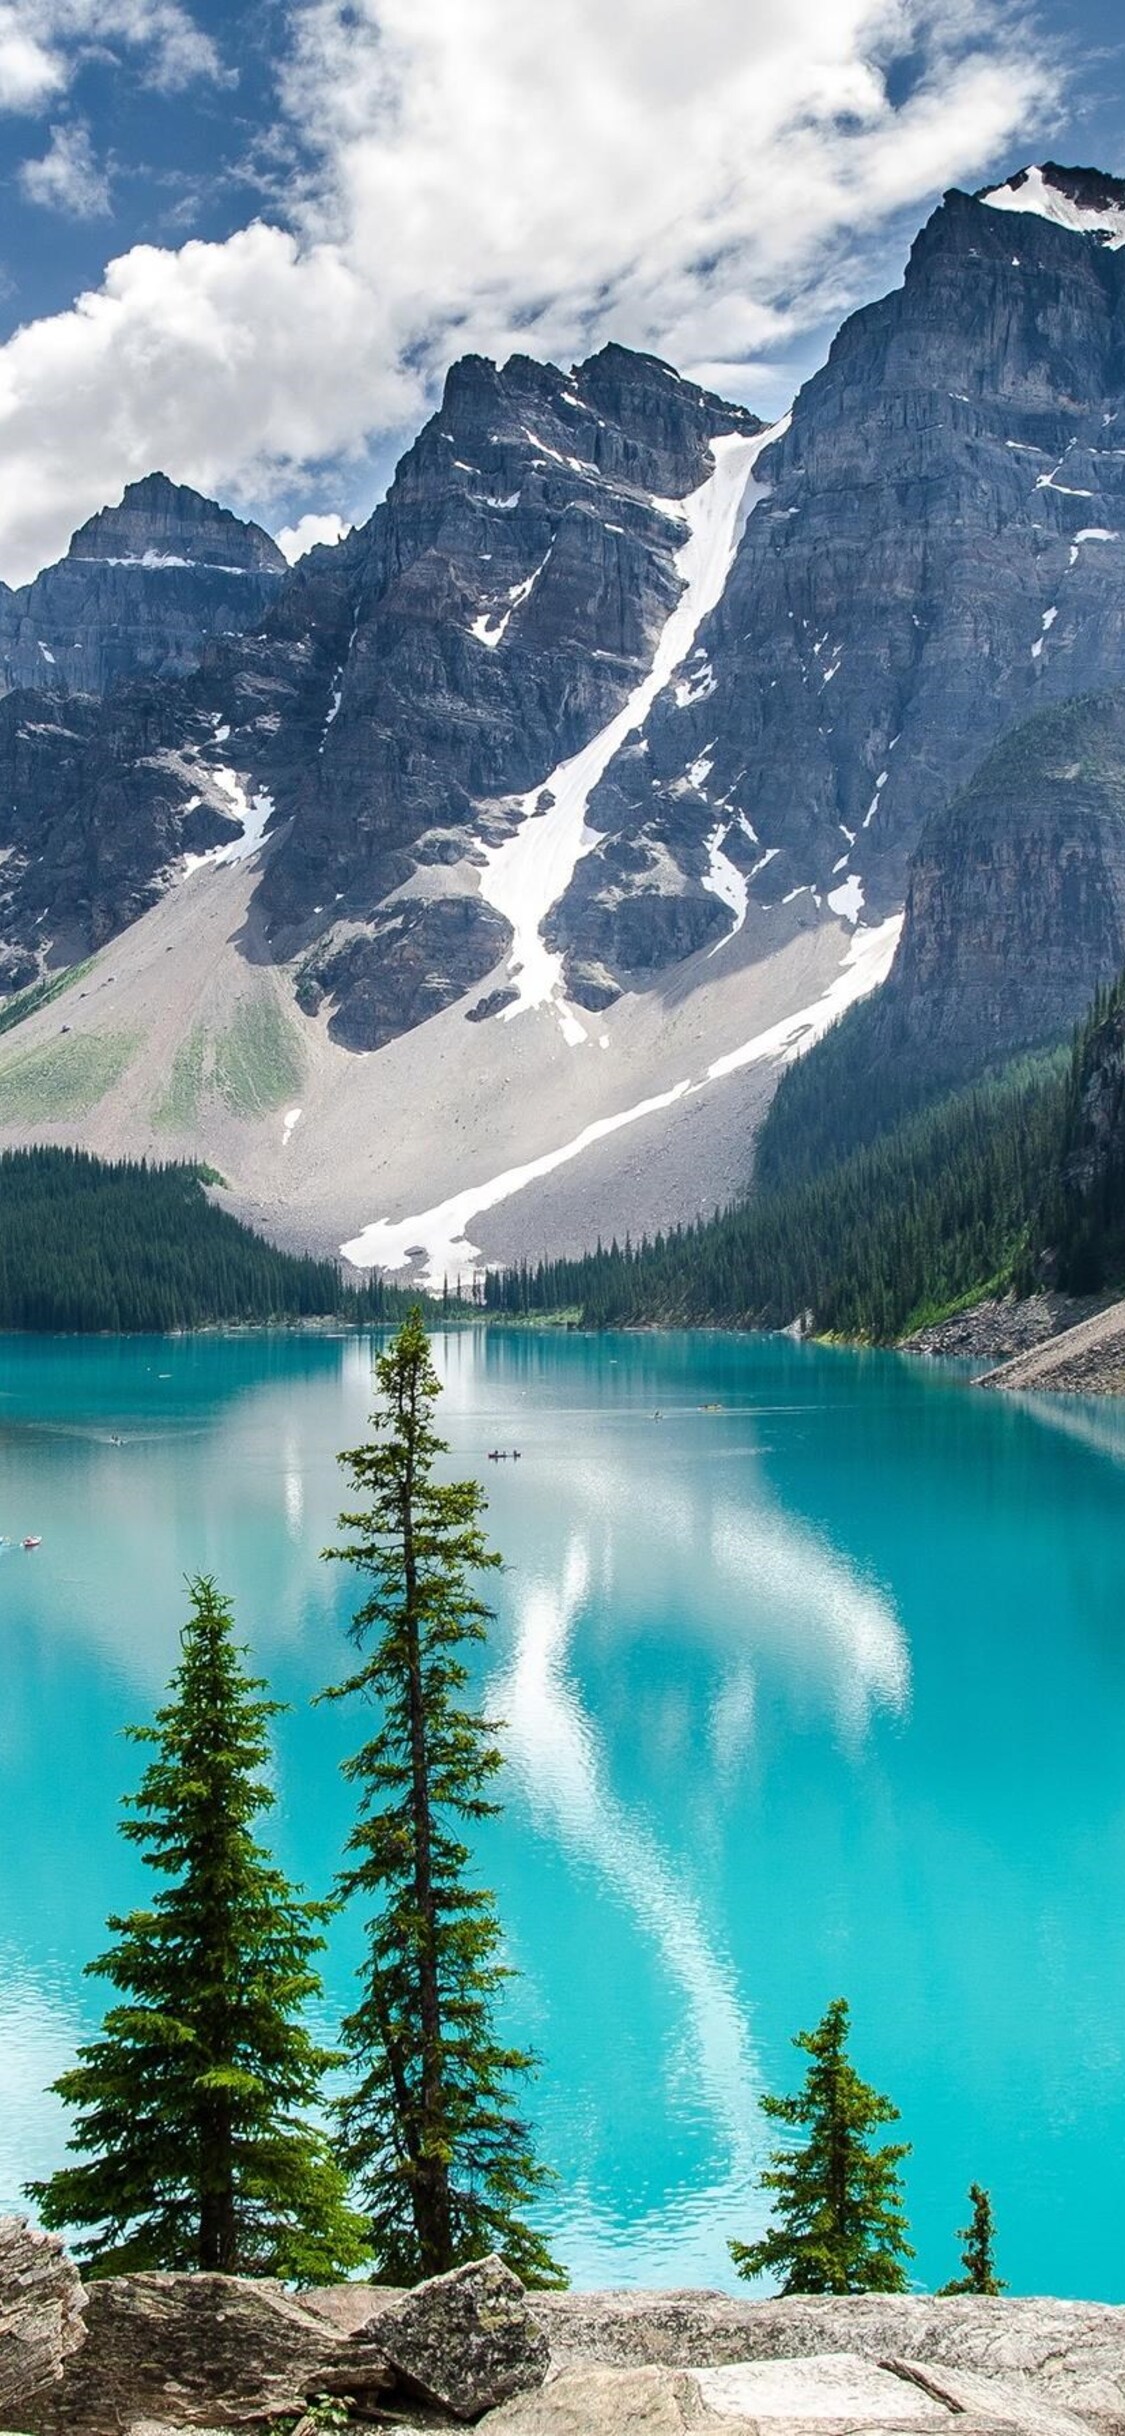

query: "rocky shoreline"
(7, 2217), (1125, 2436)
(902, 1292), (1125, 1394)
(901, 1293), (1111, 1364)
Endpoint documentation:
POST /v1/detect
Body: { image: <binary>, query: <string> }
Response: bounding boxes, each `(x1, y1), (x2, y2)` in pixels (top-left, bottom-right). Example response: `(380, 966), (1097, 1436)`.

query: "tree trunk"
(399, 1350), (454, 2275)
(198, 2093), (237, 2272)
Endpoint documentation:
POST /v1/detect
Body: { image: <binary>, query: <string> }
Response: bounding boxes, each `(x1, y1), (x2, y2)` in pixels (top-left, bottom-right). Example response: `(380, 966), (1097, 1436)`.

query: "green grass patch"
(0, 957), (98, 1042)
(213, 992), (305, 1118)
(0, 1029), (138, 1123)
(152, 1023), (209, 1131)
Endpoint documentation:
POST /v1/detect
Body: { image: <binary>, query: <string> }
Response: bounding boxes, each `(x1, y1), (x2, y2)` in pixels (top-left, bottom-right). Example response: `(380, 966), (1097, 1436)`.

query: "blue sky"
(0, 0), (1122, 584)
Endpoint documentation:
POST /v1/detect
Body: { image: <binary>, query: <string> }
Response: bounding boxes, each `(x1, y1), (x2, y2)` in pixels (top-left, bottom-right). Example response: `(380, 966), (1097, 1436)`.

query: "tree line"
(0, 1148), (413, 1332)
(484, 1052), (1067, 1339)
(26, 1313), (1003, 2298)
(486, 964), (1125, 1339)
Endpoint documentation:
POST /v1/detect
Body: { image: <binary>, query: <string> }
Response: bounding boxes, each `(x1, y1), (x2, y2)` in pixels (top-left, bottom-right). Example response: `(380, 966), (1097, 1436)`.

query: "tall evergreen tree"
(730, 1998), (913, 2293)
(940, 2184), (1005, 2295)
(29, 1577), (368, 2281)
(322, 1308), (564, 2287)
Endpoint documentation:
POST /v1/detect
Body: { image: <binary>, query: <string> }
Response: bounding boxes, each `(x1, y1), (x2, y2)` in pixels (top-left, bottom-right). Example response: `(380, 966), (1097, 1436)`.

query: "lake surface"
(3, 1326), (1125, 2298)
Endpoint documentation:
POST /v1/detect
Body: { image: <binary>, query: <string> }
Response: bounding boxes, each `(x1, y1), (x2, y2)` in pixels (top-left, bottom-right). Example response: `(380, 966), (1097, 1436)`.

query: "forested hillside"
(0, 1149), (410, 1333)
(487, 1052), (1068, 1340)
(1038, 969), (1125, 1293)
(490, 958), (1125, 1340)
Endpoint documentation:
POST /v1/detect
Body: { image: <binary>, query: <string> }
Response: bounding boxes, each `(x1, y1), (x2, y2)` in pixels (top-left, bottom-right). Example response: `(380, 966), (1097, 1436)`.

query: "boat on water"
(21, 1536), (41, 1550)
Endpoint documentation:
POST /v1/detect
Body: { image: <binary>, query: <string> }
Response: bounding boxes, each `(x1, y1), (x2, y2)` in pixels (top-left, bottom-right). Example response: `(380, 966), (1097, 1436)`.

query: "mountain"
(869, 689), (1125, 1078)
(0, 473), (286, 699)
(3, 167), (1125, 1278)
(565, 165), (1125, 984)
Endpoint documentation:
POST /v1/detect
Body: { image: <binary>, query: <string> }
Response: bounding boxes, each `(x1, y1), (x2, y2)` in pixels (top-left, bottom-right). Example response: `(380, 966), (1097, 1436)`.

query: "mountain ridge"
(2, 168), (1125, 1279)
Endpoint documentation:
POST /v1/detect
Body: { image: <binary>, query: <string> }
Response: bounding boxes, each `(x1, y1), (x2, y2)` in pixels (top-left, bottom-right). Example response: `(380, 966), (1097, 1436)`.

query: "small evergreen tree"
(730, 1997), (913, 2293)
(939, 2183), (1005, 2295)
(323, 1308), (564, 2287)
(28, 1576), (368, 2280)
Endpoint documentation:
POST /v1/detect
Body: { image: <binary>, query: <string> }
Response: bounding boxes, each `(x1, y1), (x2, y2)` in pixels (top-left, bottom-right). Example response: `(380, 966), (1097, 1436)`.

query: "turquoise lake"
(3, 1325), (1125, 2297)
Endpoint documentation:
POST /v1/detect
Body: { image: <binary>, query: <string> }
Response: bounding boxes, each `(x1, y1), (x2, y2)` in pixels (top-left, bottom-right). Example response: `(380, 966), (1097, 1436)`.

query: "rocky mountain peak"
(0, 474), (288, 703)
(978, 161), (1125, 248)
(66, 472), (286, 574)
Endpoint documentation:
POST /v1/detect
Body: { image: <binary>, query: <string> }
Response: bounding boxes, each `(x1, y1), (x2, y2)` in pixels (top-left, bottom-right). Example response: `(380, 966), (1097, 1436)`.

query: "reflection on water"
(0, 1955), (83, 2202)
(494, 1529), (764, 2282)
(3, 1328), (1125, 2296)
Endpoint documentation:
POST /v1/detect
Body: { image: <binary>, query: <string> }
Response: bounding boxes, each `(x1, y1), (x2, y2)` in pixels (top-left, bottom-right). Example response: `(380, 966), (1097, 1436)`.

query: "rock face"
(247, 344), (759, 1046)
(379, 2255), (550, 2420)
(528, 2290), (1125, 2405)
(0, 2216), (86, 2423)
(484, 2352), (1102, 2436)
(25, 2272), (393, 2436)
(555, 170), (1125, 1001)
(0, 475), (286, 700)
(0, 687), (268, 973)
(874, 692), (1125, 1076)
(0, 349), (758, 1035)
(519, 2294), (1125, 2436)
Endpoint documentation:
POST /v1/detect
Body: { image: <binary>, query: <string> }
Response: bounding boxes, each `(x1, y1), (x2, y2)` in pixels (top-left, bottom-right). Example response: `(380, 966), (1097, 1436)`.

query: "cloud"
(276, 509), (351, 561)
(0, 0), (221, 114)
(20, 120), (110, 214)
(0, 0), (1060, 581)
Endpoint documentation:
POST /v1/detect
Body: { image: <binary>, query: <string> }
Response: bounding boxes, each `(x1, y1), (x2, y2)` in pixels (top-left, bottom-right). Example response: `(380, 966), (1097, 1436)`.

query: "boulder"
(25, 2273), (392, 2436)
(482, 2364), (701, 2436)
(0, 2215), (86, 2421)
(528, 2295), (1125, 2433)
(380, 2254), (550, 2420)
(483, 2351), (1122, 2436)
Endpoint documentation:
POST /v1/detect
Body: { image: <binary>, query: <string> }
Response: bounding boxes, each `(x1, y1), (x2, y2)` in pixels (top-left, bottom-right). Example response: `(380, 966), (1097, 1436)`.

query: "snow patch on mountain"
(980, 165), (1125, 249)
(471, 552), (551, 648)
(703, 823), (748, 946)
(475, 423), (785, 1044)
(341, 915), (901, 1285)
(183, 770), (274, 874)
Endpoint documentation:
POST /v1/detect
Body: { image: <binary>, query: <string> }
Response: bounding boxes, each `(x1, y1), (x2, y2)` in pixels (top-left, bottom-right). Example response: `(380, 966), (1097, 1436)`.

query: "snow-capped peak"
(978, 163), (1125, 251)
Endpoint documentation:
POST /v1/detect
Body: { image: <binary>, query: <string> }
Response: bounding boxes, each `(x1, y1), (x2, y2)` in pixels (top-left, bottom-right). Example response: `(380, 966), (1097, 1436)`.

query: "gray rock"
(381, 2255), (551, 2421)
(0, 687), (262, 983)
(694, 2351), (950, 2424)
(0, 475), (285, 700)
(479, 2354), (1090, 2436)
(303, 897), (513, 1051)
(24, 2273), (392, 2436)
(885, 2356), (1096, 2436)
(481, 2363), (702, 2436)
(0, 2215), (86, 2422)
(527, 2294), (1125, 2433)
(466, 986), (520, 1021)
(869, 691), (1125, 1081)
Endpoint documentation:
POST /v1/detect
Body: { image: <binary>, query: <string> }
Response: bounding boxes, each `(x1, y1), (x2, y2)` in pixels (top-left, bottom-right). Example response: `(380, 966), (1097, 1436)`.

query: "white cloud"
(276, 509), (352, 561)
(0, 0), (1059, 581)
(0, 0), (220, 112)
(20, 120), (110, 214)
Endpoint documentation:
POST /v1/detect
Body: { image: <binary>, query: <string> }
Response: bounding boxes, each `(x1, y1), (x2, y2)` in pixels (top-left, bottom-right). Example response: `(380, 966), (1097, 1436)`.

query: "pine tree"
(28, 1576), (368, 2281)
(939, 2183), (1005, 2295)
(322, 1307), (564, 2287)
(729, 1997), (913, 2293)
